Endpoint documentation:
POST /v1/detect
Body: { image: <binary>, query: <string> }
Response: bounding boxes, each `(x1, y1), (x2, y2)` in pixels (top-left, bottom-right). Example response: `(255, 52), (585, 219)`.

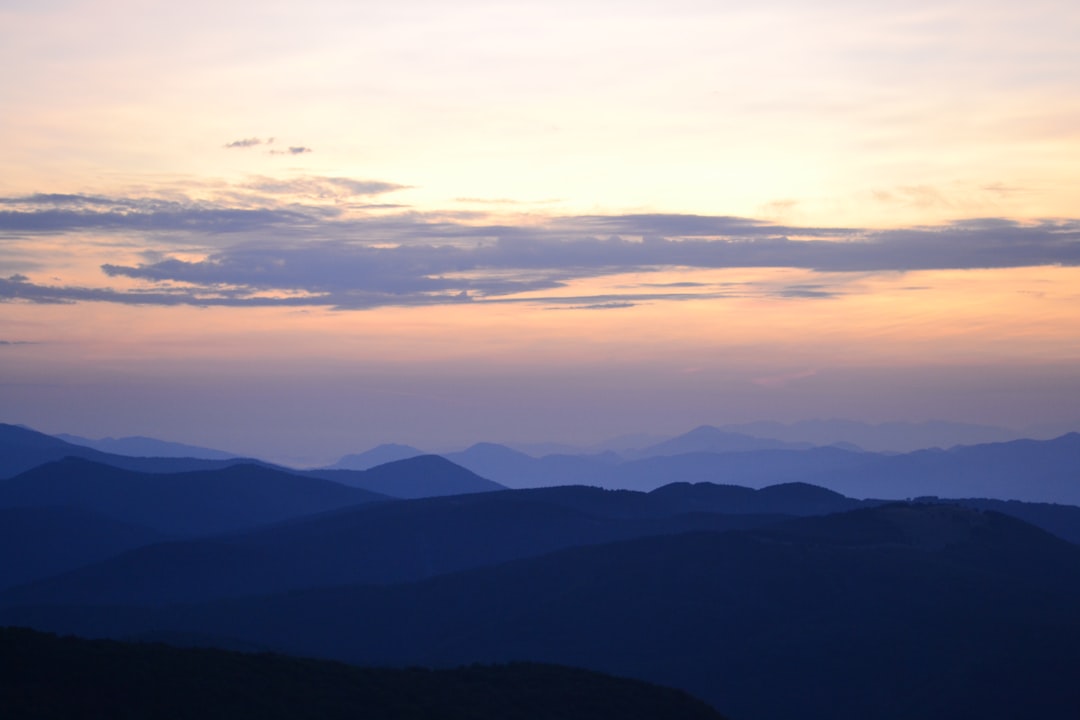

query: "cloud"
(0, 204), (308, 234)
(555, 302), (637, 310)
(3, 189), (1080, 310)
(244, 176), (406, 198)
(270, 146), (312, 155)
(224, 137), (270, 149)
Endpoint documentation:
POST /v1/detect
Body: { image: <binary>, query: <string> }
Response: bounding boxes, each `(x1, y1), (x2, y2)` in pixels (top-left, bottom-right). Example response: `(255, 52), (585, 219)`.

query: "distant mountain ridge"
(309, 455), (505, 498)
(54, 433), (241, 460)
(715, 418), (1023, 453)
(329, 443), (425, 470)
(626, 425), (812, 457)
(0, 423), (267, 479)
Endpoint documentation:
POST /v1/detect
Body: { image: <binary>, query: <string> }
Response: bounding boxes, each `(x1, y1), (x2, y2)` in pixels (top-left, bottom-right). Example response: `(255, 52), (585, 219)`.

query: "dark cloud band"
(2, 189), (1078, 310)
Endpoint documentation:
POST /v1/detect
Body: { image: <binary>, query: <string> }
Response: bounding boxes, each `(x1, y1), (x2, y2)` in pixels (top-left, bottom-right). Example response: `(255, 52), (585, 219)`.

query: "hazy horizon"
(16, 415), (1080, 469)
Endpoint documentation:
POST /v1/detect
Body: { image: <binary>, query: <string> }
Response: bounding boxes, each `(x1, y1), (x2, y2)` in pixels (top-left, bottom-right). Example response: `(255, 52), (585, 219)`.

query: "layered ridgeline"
(324, 427), (1080, 505)
(8, 421), (1080, 503)
(4, 421), (1080, 718)
(0, 482), (853, 605)
(5, 504), (1080, 720)
(0, 424), (505, 499)
(1, 627), (726, 720)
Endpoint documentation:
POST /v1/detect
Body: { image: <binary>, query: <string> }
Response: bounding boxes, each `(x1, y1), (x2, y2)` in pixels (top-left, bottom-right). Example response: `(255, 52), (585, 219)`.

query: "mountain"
(0, 506), (164, 590)
(0, 627), (726, 720)
(611, 446), (876, 491)
(0, 457), (384, 535)
(440, 441), (876, 491)
(0, 481), (816, 607)
(329, 443), (425, 470)
(8, 504), (1080, 720)
(443, 442), (541, 481)
(0, 423), (267, 478)
(308, 454), (505, 498)
(53, 433), (241, 460)
(629, 425), (811, 458)
(805, 433), (1080, 504)
(942, 497), (1080, 545)
(719, 418), (1021, 453)
(443, 443), (625, 488)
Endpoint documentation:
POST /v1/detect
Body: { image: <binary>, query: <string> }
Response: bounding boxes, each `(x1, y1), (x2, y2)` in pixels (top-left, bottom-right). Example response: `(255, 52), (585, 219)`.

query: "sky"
(2, 0), (1079, 465)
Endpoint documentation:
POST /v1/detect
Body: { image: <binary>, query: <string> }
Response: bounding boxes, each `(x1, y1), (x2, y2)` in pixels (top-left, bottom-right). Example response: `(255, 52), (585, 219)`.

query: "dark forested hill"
(0, 627), (726, 720)
(0, 482), (804, 607)
(0, 506), (164, 590)
(6, 504), (1080, 720)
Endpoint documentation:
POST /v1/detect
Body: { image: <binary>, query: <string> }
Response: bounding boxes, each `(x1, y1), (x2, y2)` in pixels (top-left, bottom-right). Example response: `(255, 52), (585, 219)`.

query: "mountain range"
(4, 419), (1080, 718)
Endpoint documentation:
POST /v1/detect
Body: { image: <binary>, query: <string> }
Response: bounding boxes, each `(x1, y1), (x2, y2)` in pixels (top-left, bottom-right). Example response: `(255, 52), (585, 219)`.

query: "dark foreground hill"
(7, 504), (1080, 720)
(0, 627), (725, 720)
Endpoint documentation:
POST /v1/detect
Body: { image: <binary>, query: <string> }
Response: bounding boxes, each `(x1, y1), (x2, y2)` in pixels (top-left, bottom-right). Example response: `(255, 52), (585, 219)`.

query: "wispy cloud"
(224, 138), (311, 155)
(2, 189), (1079, 311)
(224, 137), (269, 149)
(269, 146), (312, 156)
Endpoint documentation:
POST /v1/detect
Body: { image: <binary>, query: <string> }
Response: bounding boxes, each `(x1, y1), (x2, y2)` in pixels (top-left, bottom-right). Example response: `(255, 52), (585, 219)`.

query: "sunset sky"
(3, 0), (1079, 465)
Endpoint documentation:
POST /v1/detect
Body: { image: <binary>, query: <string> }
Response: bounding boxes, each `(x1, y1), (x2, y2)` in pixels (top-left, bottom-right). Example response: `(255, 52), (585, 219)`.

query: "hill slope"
(0, 458), (383, 535)
(0, 482), (811, 606)
(307, 454), (505, 498)
(6, 504), (1080, 720)
(0, 627), (726, 720)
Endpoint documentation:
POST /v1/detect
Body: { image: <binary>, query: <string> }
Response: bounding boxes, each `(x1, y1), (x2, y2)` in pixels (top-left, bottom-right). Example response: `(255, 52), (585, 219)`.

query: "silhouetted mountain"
(54, 433), (241, 460)
(1025, 418), (1080, 440)
(1, 627), (726, 720)
(438, 439), (878, 491)
(0, 423), (269, 478)
(719, 418), (1021, 453)
(932, 497), (1080, 545)
(442, 443), (629, 488)
(612, 446), (877, 491)
(309, 455), (505, 498)
(807, 433), (1080, 504)
(329, 443), (425, 470)
(0, 506), (164, 590)
(629, 425), (811, 458)
(587, 431), (669, 453)
(649, 480), (863, 516)
(443, 442), (540, 480)
(8, 504), (1080, 720)
(503, 440), (597, 456)
(1, 482), (805, 607)
(0, 457), (384, 535)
